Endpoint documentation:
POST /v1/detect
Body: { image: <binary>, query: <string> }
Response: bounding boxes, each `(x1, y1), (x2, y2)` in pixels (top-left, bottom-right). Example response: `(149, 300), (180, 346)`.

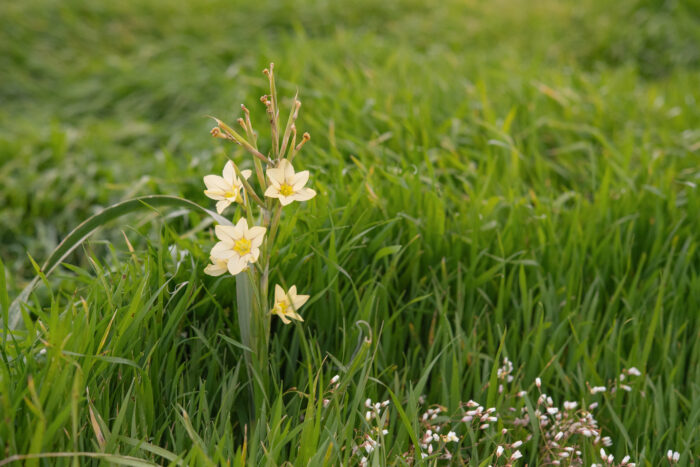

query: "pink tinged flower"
(210, 218), (266, 275)
(270, 284), (309, 324)
(264, 159), (316, 206)
(203, 161), (252, 214)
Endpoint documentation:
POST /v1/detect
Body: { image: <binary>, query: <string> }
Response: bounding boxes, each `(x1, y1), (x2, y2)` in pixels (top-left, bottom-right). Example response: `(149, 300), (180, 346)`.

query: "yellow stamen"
(233, 238), (252, 256)
(279, 183), (294, 196)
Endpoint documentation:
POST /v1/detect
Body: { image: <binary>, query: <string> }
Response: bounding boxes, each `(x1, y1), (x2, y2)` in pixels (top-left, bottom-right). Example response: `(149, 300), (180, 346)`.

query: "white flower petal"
(215, 200), (230, 214)
(251, 235), (264, 249)
(267, 166), (285, 186)
(279, 195), (294, 206)
(204, 190), (226, 201)
(281, 159), (295, 180)
(204, 175), (229, 192)
(292, 294), (309, 310)
(246, 226), (266, 241)
(264, 185), (280, 198)
(233, 217), (248, 238)
(291, 187), (316, 202)
(291, 170), (310, 190)
(288, 310), (304, 322)
(204, 261), (228, 276)
(275, 284), (285, 303)
(215, 225), (237, 243)
(241, 169), (252, 179)
(223, 161), (235, 184)
(211, 242), (235, 259)
(276, 312), (291, 324)
(227, 256), (246, 275)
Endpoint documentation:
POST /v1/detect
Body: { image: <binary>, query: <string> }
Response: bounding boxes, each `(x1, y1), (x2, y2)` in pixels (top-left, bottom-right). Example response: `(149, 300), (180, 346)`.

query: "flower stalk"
(201, 63), (316, 422)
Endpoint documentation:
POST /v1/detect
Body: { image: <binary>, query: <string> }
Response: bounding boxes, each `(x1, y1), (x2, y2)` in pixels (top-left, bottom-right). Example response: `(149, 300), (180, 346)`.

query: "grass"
(1, 0), (699, 464)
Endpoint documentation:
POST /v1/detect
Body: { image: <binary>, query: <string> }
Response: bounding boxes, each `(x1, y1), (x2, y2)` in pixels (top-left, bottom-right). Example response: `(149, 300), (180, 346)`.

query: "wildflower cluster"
(202, 63), (315, 325)
(361, 359), (648, 465)
(351, 397), (391, 466)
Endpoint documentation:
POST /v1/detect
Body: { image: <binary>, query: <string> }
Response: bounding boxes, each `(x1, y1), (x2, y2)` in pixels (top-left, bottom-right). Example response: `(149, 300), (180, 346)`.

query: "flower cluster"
(351, 397), (391, 466)
(201, 63), (315, 324)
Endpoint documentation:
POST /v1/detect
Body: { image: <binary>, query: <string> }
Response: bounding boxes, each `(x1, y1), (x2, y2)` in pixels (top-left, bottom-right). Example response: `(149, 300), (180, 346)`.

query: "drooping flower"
(203, 160), (252, 214)
(264, 159), (316, 206)
(270, 284), (309, 324)
(209, 218), (266, 275)
(203, 256), (229, 276)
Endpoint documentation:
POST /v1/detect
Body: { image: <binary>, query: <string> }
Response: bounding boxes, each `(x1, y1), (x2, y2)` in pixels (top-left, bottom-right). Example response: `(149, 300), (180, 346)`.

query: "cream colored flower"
(270, 284), (309, 324)
(264, 159), (316, 206)
(203, 256), (229, 276)
(210, 218), (266, 275)
(203, 160), (252, 214)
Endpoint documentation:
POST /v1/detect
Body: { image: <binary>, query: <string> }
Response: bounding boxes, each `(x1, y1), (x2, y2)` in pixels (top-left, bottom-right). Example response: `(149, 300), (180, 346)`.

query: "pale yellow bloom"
(204, 160), (252, 214)
(203, 256), (228, 276)
(270, 284), (309, 324)
(210, 218), (266, 275)
(264, 159), (316, 206)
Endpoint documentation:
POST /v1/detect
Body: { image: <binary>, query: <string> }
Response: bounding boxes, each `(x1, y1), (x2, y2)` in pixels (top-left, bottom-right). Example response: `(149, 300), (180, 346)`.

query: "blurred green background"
(2, 0), (699, 279)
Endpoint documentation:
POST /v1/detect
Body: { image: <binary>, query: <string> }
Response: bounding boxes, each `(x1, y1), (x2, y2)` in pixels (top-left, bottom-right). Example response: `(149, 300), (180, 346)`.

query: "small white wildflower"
(365, 411), (373, 421)
(382, 429), (388, 435)
(517, 390), (527, 397)
(365, 398), (372, 408)
(428, 444), (433, 454)
(270, 285), (308, 324)
(208, 220), (266, 276)
(511, 450), (523, 460)
(203, 160), (252, 214)
(554, 431), (564, 441)
(330, 375), (340, 384)
(620, 384), (632, 392)
(591, 386), (606, 394)
(381, 400), (390, 407)
(264, 159), (316, 206)
(496, 446), (504, 457)
(547, 407), (559, 415)
(461, 415), (473, 423)
(602, 436), (612, 446)
(322, 399), (330, 407)
(673, 451), (680, 462)
(564, 401), (578, 410)
(627, 367), (641, 376)
(420, 452), (428, 459)
(589, 402), (599, 410)
(511, 440), (523, 448)
(559, 452), (569, 458)
(445, 431), (459, 443)
(621, 455), (630, 464)
(479, 423), (490, 429)
(600, 448), (607, 459)
(535, 377), (542, 388)
(607, 454), (614, 463)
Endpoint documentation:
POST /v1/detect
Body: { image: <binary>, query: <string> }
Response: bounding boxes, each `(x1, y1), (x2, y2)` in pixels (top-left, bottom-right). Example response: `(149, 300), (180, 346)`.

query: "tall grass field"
(1, 0), (699, 465)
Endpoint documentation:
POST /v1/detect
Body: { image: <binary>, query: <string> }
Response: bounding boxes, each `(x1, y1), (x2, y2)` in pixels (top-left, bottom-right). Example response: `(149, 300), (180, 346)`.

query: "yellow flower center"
(233, 237), (252, 256)
(224, 189), (237, 199)
(279, 183), (294, 196)
(277, 300), (289, 314)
